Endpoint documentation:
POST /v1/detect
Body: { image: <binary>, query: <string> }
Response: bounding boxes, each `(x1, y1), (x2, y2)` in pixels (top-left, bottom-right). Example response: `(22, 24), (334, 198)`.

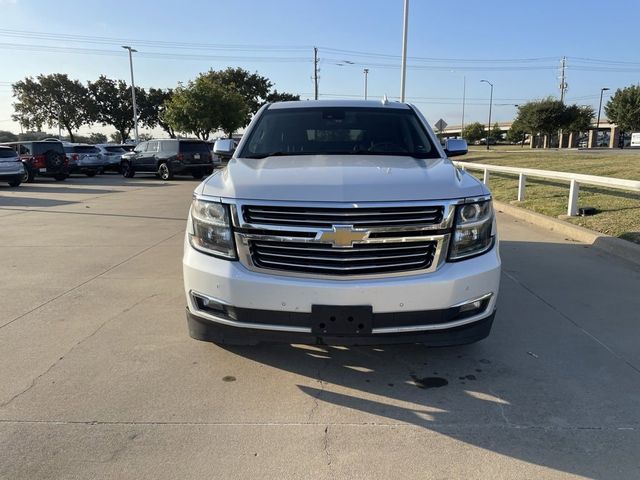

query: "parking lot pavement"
(1, 176), (639, 479)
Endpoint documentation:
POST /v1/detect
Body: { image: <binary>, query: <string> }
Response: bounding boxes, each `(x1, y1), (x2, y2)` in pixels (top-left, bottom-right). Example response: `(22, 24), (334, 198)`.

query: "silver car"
(0, 146), (25, 187)
(96, 144), (127, 173)
(64, 144), (106, 177)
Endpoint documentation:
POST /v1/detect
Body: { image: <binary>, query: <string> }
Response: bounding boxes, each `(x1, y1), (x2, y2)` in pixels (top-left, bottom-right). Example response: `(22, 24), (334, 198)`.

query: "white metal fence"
(453, 161), (640, 216)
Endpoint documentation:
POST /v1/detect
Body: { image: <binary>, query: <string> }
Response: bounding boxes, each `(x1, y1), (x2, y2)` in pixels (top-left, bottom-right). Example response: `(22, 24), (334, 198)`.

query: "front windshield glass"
(239, 107), (440, 159)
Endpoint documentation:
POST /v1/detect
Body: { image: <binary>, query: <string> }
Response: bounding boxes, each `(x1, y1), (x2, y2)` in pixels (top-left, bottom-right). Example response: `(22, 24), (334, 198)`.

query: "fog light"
(191, 292), (227, 315)
(459, 299), (483, 313)
(451, 294), (492, 320)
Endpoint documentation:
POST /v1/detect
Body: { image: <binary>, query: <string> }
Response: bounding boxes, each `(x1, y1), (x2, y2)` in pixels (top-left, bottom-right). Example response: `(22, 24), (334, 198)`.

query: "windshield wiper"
(243, 151), (289, 159)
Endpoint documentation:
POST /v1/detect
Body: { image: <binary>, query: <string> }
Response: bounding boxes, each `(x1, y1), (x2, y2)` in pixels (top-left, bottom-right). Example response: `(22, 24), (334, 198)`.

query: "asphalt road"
(0, 174), (639, 479)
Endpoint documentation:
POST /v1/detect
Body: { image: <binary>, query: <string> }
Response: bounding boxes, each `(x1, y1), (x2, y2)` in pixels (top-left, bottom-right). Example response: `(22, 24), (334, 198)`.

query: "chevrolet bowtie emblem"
(316, 225), (369, 248)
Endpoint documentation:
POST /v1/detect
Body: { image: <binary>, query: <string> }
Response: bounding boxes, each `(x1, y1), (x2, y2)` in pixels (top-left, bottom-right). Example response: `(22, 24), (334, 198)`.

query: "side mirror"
(213, 138), (236, 158)
(444, 138), (468, 157)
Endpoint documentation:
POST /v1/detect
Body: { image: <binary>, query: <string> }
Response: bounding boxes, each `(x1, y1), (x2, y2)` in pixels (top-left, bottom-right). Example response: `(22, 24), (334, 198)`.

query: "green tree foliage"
(461, 122), (485, 143)
(12, 74), (92, 142)
(266, 90), (301, 103)
(0, 130), (18, 142)
(506, 119), (527, 145)
(88, 132), (108, 144)
(110, 131), (123, 143)
(514, 98), (594, 136)
(88, 76), (146, 143)
(142, 88), (175, 138)
(205, 68), (270, 124)
(490, 122), (502, 141)
(164, 73), (249, 140)
(604, 85), (640, 132)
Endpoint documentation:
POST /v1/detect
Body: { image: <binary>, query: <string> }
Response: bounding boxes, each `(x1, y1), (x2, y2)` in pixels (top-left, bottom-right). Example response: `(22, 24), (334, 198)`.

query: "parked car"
(0, 141), (68, 182)
(63, 144), (106, 176)
(120, 139), (214, 180)
(0, 146), (25, 187)
(183, 100), (500, 346)
(95, 144), (127, 172)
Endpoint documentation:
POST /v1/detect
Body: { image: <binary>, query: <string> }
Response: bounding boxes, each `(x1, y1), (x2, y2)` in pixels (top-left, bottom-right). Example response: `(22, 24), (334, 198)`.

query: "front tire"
(158, 162), (173, 180)
(54, 174), (67, 181)
(8, 178), (21, 187)
(121, 161), (135, 178)
(191, 169), (204, 180)
(85, 171), (97, 177)
(24, 166), (35, 183)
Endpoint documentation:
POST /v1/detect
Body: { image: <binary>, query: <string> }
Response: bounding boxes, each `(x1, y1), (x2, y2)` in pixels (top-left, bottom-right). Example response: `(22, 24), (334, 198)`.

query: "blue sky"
(1, 0), (640, 136)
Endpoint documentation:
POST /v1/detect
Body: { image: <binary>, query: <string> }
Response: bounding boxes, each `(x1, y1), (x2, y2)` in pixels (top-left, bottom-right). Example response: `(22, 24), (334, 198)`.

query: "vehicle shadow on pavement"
(217, 240), (640, 478)
(11, 186), (125, 195)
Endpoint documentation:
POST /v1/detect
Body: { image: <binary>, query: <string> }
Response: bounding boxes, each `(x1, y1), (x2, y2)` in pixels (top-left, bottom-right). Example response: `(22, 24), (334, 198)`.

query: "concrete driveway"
(1, 176), (638, 479)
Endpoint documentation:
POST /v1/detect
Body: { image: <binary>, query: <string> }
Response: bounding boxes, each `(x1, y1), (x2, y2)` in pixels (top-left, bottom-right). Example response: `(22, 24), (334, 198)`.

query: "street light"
(363, 68), (369, 100)
(596, 87), (610, 146)
(480, 80), (494, 150)
(122, 46), (139, 142)
(400, 0), (409, 102)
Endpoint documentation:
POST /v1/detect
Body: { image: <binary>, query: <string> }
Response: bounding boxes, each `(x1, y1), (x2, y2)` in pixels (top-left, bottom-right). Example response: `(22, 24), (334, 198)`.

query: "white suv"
(183, 100), (500, 346)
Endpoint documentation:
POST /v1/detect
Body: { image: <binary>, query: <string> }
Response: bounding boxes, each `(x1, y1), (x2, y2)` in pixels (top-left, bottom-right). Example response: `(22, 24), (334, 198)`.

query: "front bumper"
(183, 235), (501, 345)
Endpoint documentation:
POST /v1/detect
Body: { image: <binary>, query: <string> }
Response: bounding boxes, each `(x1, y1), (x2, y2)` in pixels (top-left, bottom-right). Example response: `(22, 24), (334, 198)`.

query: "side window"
(134, 142), (146, 153)
(147, 141), (159, 153)
(19, 143), (32, 155)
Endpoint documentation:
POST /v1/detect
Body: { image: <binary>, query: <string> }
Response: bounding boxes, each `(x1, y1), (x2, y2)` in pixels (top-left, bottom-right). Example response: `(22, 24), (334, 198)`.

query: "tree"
(604, 85), (640, 132)
(164, 73), (249, 140)
(110, 131), (123, 143)
(266, 90), (301, 103)
(205, 68), (271, 125)
(461, 122), (485, 143)
(564, 105), (594, 133)
(88, 75), (146, 143)
(490, 122), (502, 141)
(506, 119), (527, 146)
(514, 98), (567, 137)
(0, 130), (18, 142)
(142, 88), (175, 138)
(12, 74), (92, 142)
(88, 132), (107, 144)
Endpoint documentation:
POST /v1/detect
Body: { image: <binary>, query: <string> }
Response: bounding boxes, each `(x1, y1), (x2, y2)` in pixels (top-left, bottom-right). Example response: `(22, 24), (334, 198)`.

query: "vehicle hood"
(201, 155), (487, 202)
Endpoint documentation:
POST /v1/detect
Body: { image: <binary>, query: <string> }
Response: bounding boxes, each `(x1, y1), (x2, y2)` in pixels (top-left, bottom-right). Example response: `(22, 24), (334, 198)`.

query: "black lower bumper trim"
(186, 309), (496, 346)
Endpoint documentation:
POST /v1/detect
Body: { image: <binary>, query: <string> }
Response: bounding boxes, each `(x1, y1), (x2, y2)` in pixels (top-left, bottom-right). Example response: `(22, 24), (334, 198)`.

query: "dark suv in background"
(120, 139), (214, 180)
(1, 140), (69, 182)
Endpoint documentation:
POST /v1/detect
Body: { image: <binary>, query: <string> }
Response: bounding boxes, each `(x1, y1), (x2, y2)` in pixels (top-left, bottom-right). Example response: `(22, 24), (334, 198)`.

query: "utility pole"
(313, 47), (319, 100)
(122, 45), (139, 142)
(58, 107), (62, 140)
(363, 68), (369, 100)
(596, 87), (610, 146)
(480, 80), (494, 150)
(559, 56), (567, 104)
(400, 0), (409, 102)
(461, 75), (466, 133)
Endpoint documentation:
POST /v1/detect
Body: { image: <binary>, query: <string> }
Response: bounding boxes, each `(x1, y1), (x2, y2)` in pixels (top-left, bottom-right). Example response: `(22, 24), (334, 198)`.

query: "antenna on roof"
(381, 94), (389, 105)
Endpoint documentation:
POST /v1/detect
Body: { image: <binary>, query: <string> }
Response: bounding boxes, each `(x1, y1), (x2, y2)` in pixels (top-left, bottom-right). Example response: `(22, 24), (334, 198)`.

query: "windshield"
(239, 107), (440, 159)
(0, 148), (17, 158)
(104, 146), (126, 153)
(179, 141), (210, 153)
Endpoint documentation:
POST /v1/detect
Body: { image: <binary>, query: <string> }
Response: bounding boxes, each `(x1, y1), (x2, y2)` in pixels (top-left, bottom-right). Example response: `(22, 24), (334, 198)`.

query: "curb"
(494, 200), (640, 267)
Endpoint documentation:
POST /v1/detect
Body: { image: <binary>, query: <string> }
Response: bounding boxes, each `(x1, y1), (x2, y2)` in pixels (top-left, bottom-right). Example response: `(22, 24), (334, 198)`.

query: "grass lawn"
(461, 148), (640, 244)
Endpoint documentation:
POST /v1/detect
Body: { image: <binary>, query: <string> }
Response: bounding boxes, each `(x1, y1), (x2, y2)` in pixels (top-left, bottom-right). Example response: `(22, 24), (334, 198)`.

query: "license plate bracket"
(311, 305), (373, 336)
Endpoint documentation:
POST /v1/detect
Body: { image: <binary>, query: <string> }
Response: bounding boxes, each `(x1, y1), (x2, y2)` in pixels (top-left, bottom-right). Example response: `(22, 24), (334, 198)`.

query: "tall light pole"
(400, 0), (409, 102)
(461, 75), (466, 133)
(122, 46), (139, 142)
(363, 68), (369, 100)
(596, 87), (609, 146)
(480, 79), (494, 150)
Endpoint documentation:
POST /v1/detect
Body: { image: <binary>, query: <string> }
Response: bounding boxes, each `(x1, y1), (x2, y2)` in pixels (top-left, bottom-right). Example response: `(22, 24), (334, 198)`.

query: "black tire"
(54, 174), (67, 181)
(85, 171), (97, 177)
(191, 169), (204, 180)
(158, 162), (173, 180)
(121, 161), (135, 178)
(25, 166), (36, 183)
(8, 178), (21, 187)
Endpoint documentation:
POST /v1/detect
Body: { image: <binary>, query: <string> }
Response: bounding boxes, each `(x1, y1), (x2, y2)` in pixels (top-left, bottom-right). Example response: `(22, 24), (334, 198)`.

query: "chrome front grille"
(232, 200), (455, 279)
(242, 205), (444, 229)
(249, 240), (438, 276)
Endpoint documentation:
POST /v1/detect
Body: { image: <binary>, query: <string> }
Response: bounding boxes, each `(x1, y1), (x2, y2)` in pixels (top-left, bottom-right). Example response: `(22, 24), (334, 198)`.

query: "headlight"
(188, 198), (236, 259)
(449, 200), (495, 261)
